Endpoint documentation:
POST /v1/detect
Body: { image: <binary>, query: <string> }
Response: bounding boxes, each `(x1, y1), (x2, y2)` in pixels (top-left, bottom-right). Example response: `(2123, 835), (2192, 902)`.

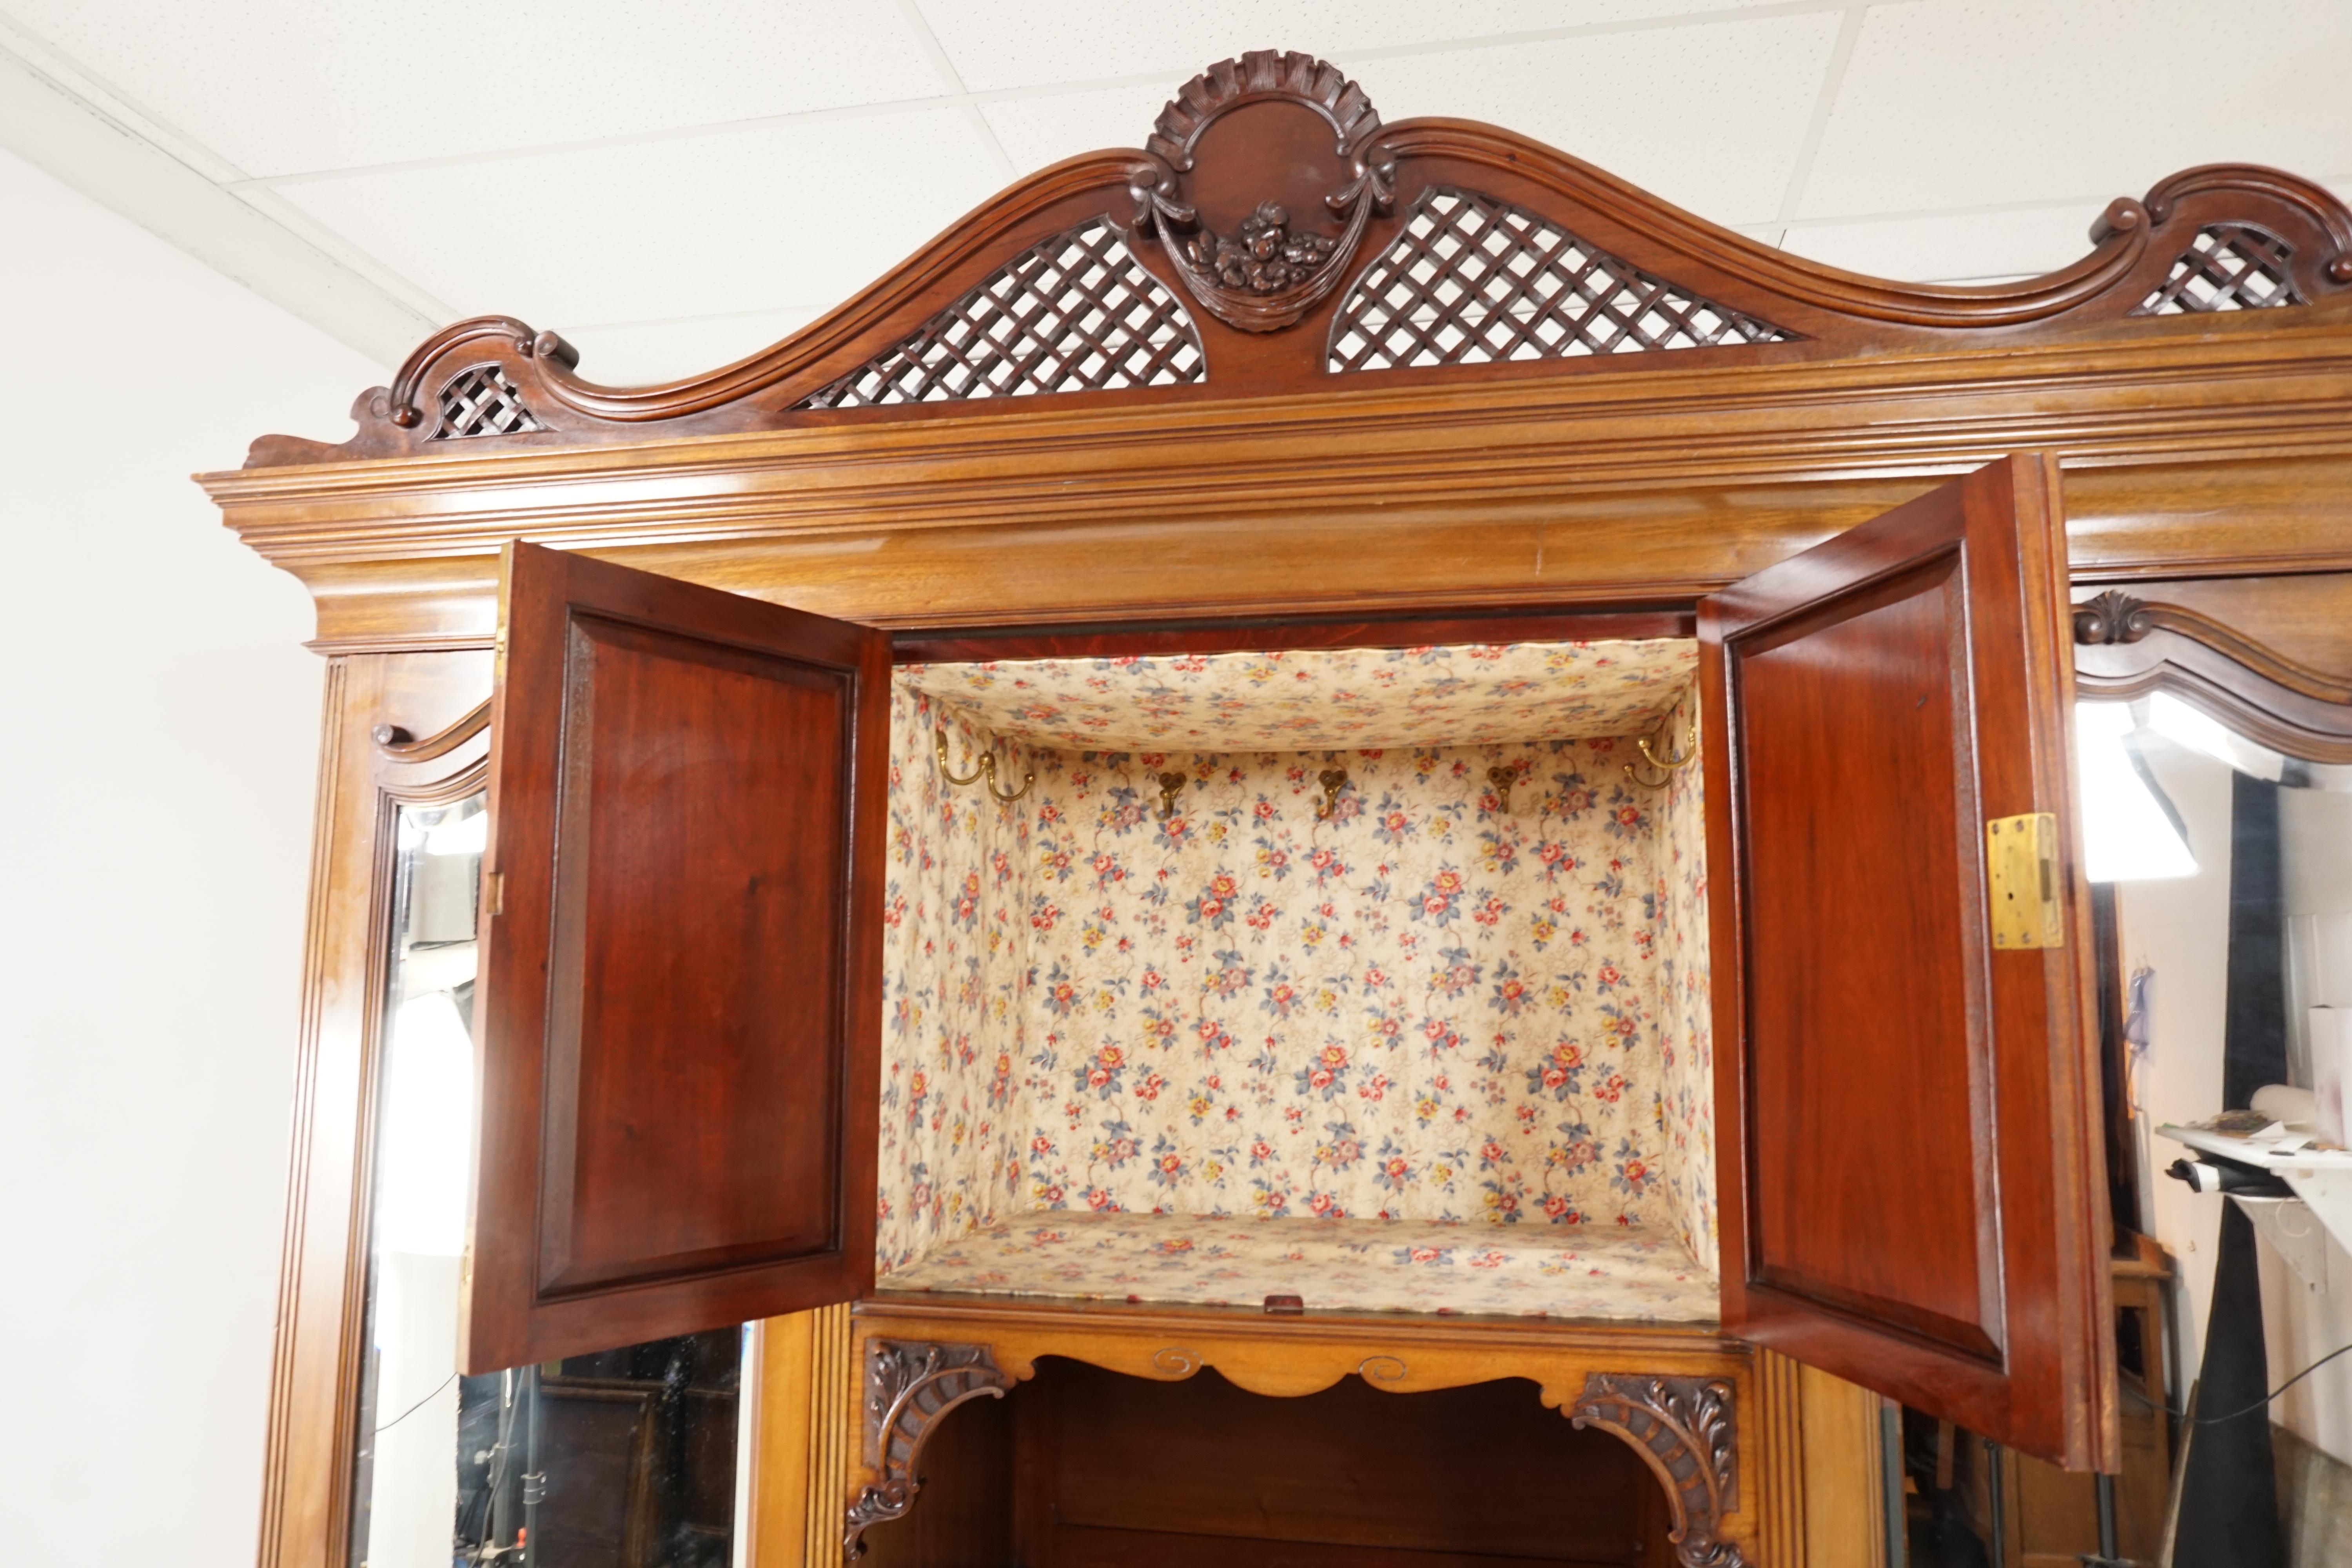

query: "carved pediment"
(247, 52), (2352, 468)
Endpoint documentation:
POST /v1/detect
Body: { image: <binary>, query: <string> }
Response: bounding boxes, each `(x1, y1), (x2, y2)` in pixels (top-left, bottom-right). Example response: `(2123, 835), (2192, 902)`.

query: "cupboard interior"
(858, 1357), (1681, 1568)
(871, 638), (1720, 1321)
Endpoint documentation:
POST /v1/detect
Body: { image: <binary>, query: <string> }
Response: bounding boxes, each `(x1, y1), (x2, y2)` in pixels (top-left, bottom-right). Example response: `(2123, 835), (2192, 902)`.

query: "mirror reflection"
(2076, 697), (2352, 1563)
(348, 794), (747, 1568)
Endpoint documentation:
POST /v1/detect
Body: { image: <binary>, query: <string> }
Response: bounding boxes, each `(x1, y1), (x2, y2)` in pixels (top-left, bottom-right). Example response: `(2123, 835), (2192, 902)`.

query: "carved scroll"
(373, 697), (492, 762)
(1127, 50), (1394, 333)
(842, 1339), (1013, 1557)
(1570, 1373), (1744, 1568)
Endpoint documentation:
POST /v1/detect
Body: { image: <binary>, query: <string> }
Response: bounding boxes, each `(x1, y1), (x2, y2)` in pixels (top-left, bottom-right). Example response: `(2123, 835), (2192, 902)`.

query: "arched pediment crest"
(249, 49), (2352, 468)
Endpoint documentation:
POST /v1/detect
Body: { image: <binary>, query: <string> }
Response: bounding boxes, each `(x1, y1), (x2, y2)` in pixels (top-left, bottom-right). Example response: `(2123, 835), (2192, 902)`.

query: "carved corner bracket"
(1127, 49), (1395, 333)
(1570, 1373), (1744, 1568)
(842, 1339), (1014, 1557)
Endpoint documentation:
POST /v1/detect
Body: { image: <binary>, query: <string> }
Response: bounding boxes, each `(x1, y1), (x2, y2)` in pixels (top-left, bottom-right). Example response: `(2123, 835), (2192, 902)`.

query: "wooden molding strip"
(370, 696), (491, 761)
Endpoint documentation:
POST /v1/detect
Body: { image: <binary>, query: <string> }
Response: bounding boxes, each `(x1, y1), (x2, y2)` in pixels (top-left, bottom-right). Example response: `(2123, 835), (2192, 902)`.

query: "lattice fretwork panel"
(2131, 223), (2305, 315)
(1329, 188), (1791, 372)
(803, 221), (1205, 407)
(432, 364), (542, 439)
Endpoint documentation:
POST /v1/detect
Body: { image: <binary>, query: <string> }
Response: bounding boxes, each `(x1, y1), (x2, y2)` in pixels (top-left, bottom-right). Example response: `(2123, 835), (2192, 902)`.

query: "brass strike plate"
(1987, 812), (2063, 950)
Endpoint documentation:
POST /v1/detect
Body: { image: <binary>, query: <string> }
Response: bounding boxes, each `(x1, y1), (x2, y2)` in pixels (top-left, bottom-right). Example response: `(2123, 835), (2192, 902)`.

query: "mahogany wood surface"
(1701, 456), (2117, 1470)
(206, 340), (2352, 657)
(891, 608), (1693, 664)
(998, 1362), (1674, 1567)
(2072, 576), (2352, 761)
(254, 650), (492, 1568)
(465, 543), (889, 1372)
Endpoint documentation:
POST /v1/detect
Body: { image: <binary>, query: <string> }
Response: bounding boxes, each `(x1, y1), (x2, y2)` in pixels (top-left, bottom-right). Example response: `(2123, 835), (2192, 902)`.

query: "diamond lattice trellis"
(2131, 223), (2305, 315)
(432, 365), (543, 439)
(1329, 188), (1792, 372)
(802, 221), (1205, 407)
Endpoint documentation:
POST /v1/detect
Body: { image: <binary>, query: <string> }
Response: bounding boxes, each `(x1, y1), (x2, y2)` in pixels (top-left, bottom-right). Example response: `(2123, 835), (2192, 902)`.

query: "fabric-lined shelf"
(880, 1210), (1720, 1321)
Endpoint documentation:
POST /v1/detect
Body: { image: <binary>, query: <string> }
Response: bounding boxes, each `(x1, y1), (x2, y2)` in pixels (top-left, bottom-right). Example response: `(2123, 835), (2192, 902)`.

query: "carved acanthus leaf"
(1570, 1373), (1745, 1568)
(843, 1339), (1013, 1557)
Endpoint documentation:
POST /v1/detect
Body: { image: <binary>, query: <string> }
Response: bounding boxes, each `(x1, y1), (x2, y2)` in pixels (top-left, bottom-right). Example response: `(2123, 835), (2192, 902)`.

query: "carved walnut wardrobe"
(206, 49), (2352, 1568)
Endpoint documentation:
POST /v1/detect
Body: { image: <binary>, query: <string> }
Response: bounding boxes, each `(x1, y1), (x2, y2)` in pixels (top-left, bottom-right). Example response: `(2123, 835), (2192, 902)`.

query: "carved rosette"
(842, 1339), (1013, 1557)
(2073, 589), (2156, 645)
(1127, 50), (1396, 332)
(1570, 1374), (1745, 1568)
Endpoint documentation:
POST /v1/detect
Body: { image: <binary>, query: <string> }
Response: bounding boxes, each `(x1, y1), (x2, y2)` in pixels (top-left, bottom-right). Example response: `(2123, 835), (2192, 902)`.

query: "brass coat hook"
(1156, 770), (1189, 819)
(1623, 723), (1697, 789)
(935, 723), (1035, 803)
(1486, 764), (1518, 813)
(1316, 767), (1350, 820)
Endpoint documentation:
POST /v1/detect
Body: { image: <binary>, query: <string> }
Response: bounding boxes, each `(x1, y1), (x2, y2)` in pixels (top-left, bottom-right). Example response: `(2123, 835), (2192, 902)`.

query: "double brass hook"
(935, 724), (1034, 803)
(1486, 764), (1518, 814)
(1156, 771), (1190, 819)
(1624, 722), (1697, 789)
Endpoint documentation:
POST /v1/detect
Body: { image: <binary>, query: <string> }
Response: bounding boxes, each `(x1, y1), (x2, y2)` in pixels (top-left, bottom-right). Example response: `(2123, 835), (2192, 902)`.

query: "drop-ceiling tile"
(1341, 14), (1846, 227)
(2, 0), (946, 177)
(921, 0), (1805, 93)
(270, 108), (1004, 334)
(979, 84), (1172, 175)
(1778, 204), (2107, 286)
(1798, 0), (2352, 220)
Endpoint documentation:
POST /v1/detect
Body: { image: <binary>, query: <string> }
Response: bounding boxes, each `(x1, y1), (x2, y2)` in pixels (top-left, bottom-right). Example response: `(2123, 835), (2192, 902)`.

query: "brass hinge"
(1987, 813), (2063, 950)
(485, 871), (505, 918)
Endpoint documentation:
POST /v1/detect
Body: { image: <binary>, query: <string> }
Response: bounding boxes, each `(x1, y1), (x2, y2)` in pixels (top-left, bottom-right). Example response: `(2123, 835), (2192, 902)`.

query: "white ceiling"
(6, 1), (2350, 383)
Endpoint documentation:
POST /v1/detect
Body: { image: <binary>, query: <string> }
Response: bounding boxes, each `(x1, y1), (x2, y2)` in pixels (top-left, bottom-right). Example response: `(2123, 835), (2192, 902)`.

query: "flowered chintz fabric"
(886, 1210), (1718, 1320)
(875, 642), (1719, 1318)
(1655, 688), (1717, 1275)
(898, 641), (1696, 752)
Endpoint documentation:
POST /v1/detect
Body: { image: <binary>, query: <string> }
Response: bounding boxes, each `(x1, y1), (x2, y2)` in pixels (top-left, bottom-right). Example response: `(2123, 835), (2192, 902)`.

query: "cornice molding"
(205, 319), (2352, 570)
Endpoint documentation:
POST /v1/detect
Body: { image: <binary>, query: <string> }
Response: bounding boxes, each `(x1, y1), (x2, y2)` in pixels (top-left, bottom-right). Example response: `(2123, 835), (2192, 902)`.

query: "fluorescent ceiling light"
(2078, 701), (2198, 882)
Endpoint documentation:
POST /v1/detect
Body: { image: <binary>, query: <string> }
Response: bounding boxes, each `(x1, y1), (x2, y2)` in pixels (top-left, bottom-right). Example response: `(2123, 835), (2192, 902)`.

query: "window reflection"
(350, 792), (745, 1568)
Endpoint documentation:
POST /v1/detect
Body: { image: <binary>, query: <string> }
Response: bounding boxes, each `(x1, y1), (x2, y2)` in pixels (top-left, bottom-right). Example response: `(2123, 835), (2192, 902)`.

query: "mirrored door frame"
(254, 650), (494, 1568)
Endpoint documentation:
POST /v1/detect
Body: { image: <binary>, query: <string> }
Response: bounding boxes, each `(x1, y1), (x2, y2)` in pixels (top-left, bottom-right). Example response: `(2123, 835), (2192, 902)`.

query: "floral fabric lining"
(875, 640), (1719, 1320)
(899, 641), (1696, 751)
(884, 1211), (1718, 1320)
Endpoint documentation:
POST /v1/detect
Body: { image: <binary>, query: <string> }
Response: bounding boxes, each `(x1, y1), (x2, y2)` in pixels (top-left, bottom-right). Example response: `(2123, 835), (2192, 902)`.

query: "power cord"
(2193, 1341), (2352, 1425)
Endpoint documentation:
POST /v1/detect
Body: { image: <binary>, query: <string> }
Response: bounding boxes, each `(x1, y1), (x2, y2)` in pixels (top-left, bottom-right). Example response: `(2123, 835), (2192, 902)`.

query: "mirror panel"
(348, 791), (749, 1568)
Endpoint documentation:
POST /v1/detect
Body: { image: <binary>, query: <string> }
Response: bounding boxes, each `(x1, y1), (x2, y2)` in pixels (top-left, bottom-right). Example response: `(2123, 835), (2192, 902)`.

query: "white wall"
(0, 147), (383, 1565)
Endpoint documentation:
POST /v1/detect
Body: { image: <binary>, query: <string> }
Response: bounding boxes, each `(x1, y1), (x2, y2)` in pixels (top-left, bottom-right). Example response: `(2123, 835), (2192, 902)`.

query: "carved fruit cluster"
(1184, 201), (1340, 295)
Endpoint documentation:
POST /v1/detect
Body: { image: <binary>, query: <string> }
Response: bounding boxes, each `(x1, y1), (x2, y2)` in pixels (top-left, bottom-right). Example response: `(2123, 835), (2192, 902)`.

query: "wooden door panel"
(465, 542), (889, 1373)
(1702, 454), (2117, 1471)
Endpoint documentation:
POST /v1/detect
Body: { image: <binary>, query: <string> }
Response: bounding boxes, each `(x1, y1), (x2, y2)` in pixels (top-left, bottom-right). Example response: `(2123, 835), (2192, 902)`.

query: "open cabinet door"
(461, 542), (889, 1374)
(1701, 454), (2118, 1470)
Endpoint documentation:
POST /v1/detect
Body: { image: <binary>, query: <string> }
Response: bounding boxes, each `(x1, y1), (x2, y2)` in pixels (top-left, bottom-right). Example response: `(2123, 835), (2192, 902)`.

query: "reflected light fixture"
(2076, 701), (2198, 882)
(373, 990), (475, 1256)
(424, 807), (487, 857)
